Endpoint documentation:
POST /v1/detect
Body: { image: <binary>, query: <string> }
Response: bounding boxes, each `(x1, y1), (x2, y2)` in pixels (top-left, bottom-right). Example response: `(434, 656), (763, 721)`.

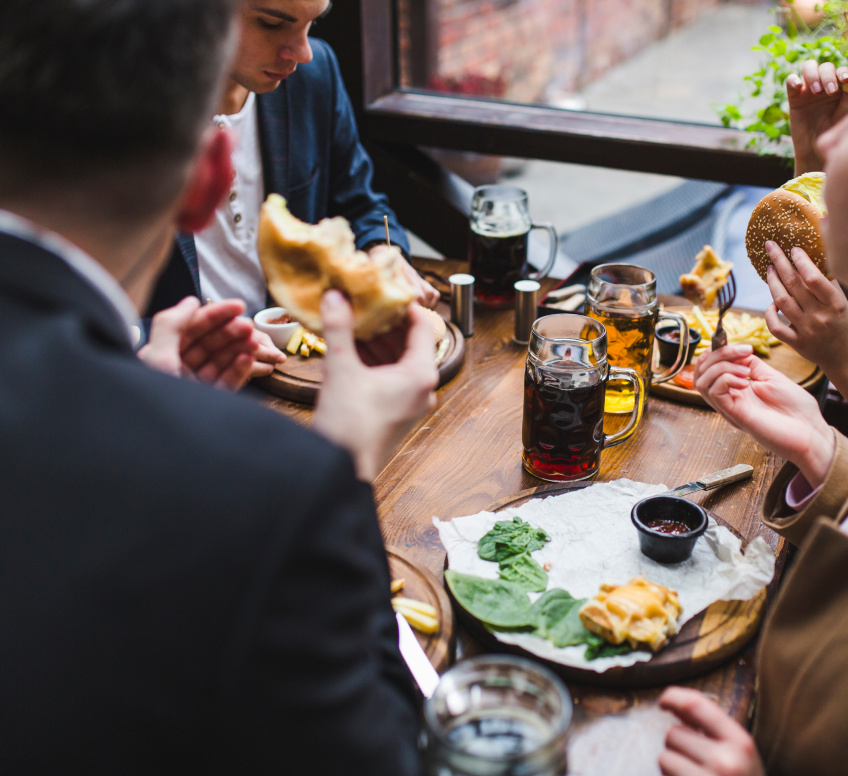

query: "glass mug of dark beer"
(523, 314), (644, 482)
(586, 264), (688, 414)
(469, 185), (558, 307)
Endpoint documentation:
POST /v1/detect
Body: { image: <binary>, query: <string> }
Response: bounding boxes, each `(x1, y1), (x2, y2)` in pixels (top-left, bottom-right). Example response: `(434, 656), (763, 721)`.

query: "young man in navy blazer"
(0, 0), (436, 772)
(147, 0), (439, 365)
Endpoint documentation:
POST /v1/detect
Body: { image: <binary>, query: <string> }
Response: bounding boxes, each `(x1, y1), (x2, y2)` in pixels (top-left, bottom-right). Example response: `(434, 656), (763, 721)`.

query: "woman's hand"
(659, 687), (766, 776)
(764, 240), (848, 396)
(788, 61), (848, 176)
(694, 344), (834, 488)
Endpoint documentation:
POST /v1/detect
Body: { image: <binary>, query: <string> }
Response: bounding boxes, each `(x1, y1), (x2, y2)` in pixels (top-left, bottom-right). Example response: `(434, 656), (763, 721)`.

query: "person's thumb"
(320, 290), (360, 371)
(147, 296), (199, 350)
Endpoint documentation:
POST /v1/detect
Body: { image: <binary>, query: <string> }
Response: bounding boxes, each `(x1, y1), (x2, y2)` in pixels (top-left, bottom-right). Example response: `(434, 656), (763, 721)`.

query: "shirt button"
(234, 213), (242, 224)
(229, 191), (237, 202)
(216, 120), (226, 129)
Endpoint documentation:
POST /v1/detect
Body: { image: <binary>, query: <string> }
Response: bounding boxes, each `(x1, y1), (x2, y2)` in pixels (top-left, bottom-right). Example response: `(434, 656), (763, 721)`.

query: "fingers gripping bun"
(422, 306), (447, 345)
(258, 194), (416, 339)
(745, 173), (828, 281)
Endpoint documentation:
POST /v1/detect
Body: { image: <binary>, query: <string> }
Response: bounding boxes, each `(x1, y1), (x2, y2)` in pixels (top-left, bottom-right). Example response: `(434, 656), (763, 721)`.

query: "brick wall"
(400, 0), (722, 103)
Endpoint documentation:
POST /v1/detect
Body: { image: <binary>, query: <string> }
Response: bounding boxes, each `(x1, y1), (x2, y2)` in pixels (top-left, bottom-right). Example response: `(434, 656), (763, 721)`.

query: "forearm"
(794, 150), (823, 177)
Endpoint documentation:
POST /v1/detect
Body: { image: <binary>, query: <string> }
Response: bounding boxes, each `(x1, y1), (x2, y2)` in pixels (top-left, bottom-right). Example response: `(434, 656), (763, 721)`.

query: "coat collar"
(0, 231), (136, 353)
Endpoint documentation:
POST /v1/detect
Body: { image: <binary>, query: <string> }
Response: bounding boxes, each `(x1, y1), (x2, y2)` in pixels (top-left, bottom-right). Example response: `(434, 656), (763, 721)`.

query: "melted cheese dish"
(579, 576), (682, 652)
(679, 245), (733, 309)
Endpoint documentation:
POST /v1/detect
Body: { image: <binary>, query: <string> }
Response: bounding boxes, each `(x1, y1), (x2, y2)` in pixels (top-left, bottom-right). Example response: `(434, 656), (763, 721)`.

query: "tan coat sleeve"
(761, 428), (848, 547)
(753, 520), (848, 776)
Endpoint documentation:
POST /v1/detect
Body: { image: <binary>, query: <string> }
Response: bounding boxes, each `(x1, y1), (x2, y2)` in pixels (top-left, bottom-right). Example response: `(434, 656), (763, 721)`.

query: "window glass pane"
(398, 0), (781, 127)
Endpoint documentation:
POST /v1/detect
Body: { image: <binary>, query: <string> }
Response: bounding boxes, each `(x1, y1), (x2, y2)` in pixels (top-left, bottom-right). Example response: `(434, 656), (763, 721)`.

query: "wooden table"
(263, 258), (790, 776)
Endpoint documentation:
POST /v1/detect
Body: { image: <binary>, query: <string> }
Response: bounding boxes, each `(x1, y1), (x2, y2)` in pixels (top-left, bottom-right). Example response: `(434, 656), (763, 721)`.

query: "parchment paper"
(434, 479), (775, 672)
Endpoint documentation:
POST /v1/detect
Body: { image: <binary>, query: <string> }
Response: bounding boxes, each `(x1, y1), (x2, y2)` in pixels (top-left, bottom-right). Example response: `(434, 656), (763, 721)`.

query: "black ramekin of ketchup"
(656, 324), (701, 367)
(631, 495), (708, 563)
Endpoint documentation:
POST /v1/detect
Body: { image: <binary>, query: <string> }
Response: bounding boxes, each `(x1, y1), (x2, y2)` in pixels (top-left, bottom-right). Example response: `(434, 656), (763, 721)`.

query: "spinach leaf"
(529, 589), (590, 647)
(584, 633), (634, 661)
(477, 516), (550, 562)
(444, 569), (538, 628)
(498, 552), (548, 592)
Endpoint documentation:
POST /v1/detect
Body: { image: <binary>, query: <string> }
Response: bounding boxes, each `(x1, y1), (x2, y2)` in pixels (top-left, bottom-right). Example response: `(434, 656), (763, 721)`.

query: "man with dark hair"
(146, 0), (439, 349)
(0, 1), (433, 772)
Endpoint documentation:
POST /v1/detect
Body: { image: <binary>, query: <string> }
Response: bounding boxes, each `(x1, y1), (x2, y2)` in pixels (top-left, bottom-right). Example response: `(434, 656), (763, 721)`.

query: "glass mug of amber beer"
(469, 185), (558, 307)
(586, 264), (688, 414)
(522, 315), (645, 482)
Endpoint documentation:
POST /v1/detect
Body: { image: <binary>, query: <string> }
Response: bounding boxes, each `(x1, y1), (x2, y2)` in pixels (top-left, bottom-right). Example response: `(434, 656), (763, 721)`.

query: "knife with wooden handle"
(661, 464), (754, 497)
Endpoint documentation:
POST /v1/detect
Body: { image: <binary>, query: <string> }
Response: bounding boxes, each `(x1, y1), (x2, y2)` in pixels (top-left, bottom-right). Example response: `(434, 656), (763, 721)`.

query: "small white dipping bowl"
(253, 306), (300, 349)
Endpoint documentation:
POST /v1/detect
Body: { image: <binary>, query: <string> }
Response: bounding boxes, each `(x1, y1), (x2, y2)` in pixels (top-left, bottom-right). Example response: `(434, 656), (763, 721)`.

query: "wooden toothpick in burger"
(384, 215), (391, 248)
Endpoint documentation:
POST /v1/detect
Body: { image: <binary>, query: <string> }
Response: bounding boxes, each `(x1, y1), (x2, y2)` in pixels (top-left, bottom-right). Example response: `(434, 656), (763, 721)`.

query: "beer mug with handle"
(522, 314), (645, 482)
(586, 264), (688, 414)
(469, 185), (558, 308)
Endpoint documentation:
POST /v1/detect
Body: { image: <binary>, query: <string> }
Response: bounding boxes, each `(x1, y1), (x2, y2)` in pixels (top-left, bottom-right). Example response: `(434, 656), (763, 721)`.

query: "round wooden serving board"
(388, 546), (454, 674)
(651, 306), (824, 407)
(255, 318), (466, 404)
(446, 483), (767, 688)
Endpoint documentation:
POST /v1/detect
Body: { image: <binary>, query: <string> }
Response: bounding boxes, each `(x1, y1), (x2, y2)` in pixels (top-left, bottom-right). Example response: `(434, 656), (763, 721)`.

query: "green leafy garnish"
(498, 551), (549, 592)
(477, 516), (550, 591)
(444, 570), (538, 628)
(530, 589), (590, 647)
(477, 516), (550, 561)
(584, 633), (634, 661)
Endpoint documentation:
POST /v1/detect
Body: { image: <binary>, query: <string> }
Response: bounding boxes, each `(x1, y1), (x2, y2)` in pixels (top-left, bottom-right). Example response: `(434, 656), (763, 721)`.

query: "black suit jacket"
(146, 39), (409, 317)
(0, 232), (421, 774)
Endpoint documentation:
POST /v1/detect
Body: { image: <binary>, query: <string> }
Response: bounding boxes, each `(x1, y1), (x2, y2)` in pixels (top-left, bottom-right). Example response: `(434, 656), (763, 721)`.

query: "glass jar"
(421, 655), (571, 776)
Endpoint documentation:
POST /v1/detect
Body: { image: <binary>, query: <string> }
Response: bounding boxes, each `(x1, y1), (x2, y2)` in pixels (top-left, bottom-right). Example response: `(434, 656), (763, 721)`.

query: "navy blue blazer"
(146, 39), (409, 317)
(0, 230), (421, 774)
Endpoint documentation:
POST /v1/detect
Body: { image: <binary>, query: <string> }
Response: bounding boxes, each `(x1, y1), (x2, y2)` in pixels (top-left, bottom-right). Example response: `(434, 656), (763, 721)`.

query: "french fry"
(682, 306), (780, 357)
(285, 327), (304, 354)
(392, 598), (440, 634)
(390, 578), (405, 595)
(392, 598), (438, 618)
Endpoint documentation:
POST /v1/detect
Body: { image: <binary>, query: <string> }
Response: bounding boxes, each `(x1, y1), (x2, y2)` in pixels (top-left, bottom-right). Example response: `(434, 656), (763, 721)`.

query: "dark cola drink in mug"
(468, 185), (558, 308)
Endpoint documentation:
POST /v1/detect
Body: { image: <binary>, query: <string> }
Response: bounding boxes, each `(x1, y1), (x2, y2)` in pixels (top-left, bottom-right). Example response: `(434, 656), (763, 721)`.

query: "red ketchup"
(644, 518), (692, 535)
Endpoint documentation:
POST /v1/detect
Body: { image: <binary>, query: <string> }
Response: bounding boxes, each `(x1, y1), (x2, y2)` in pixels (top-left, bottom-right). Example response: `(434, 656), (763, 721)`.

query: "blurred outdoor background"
(393, 0), (824, 308)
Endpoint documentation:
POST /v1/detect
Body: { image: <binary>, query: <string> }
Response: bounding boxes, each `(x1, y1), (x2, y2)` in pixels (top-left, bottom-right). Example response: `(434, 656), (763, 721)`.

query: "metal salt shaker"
(450, 273), (475, 337)
(514, 279), (541, 344)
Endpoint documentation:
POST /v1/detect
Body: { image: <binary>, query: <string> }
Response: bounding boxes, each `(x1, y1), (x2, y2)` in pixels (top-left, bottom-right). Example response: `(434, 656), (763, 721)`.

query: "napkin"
(434, 479), (775, 672)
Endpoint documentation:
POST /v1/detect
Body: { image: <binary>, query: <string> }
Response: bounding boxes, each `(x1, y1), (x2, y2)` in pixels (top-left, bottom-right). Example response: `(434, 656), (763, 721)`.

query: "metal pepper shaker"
(514, 279), (540, 344)
(449, 273), (475, 337)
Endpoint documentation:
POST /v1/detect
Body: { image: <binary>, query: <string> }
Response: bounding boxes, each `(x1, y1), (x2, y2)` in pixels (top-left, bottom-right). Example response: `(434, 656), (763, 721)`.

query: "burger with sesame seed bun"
(745, 172), (828, 281)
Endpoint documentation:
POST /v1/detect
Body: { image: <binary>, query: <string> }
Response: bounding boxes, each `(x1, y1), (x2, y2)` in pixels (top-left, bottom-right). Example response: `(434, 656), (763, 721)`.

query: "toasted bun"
(746, 181), (827, 281)
(422, 307), (447, 345)
(257, 194), (416, 339)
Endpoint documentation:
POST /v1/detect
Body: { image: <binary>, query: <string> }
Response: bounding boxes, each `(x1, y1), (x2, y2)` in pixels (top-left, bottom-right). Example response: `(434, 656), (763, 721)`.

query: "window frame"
(348, 0), (793, 188)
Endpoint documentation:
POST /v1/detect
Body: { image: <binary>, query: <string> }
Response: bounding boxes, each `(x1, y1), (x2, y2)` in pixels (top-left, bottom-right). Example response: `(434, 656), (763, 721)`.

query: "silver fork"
(711, 270), (737, 350)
